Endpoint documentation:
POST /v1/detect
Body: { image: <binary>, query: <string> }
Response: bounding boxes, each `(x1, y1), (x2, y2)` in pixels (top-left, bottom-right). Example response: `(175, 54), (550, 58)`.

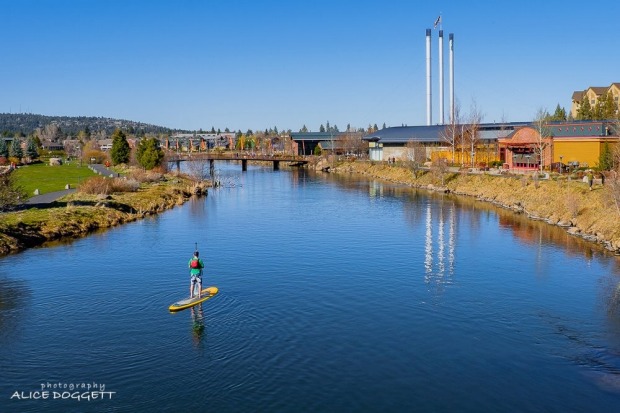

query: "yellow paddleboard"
(169, 286), (219, 312)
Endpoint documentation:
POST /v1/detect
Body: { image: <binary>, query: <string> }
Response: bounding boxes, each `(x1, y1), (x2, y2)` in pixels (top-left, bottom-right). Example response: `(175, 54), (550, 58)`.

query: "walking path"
(23, 164), (117, 206)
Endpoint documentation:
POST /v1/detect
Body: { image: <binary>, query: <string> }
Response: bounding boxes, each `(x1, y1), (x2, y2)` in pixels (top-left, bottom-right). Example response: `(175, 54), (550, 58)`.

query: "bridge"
(166, 152), (309, 173)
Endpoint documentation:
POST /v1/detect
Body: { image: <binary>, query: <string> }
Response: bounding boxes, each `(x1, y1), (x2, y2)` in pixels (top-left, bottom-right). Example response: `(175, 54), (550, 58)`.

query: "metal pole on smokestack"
(439, 30), (444, 125)
(449, 33), (454, 124)
(426, 29), (432, 126)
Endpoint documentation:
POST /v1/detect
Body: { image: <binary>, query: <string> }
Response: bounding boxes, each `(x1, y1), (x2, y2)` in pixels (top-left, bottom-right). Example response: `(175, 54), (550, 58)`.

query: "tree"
(601, 92), (617, 120)
(441, 102), (462, 164)
(0, 173), (26, 211)
(300, 125), (308, 133)
(577, 96), (593, 120)
(404, 139), (426, 178)
(319, 124), (326, 133)
(136, 137), (164, 170)
(467, 100), (483, 167)
(110, 129), (130, 165)
(25, 136), (38, 160)
(550, 104), (567, 121)
(9, 137), (23, 160)
(0, 138), (8, 158)
(532, 107), (551, 172)
(599, 142), (613, 171)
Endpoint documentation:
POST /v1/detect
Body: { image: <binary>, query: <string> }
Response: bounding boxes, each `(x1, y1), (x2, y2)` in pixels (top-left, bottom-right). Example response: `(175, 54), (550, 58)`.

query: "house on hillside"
(571, 83), (620, 118)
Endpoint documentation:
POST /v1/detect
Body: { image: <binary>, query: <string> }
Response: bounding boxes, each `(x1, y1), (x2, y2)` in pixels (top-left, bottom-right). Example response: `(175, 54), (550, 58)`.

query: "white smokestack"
(426, 29), (432, 126)
(449, 33), (454, 124)
(439, 30), (444, 125)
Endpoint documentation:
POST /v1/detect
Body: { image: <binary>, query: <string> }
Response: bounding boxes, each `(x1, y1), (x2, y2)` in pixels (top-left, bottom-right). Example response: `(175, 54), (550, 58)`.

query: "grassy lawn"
(13, 162), (97, 197)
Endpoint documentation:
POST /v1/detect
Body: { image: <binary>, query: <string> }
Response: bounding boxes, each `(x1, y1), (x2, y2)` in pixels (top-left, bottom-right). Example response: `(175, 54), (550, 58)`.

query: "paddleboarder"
(188, 250), (205, 299)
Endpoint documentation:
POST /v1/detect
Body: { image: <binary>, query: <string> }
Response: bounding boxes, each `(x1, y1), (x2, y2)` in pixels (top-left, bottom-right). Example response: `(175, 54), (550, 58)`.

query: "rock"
(65, 184), (71, 189)
(34, 189), (40, 195)
(49, 157), (62, 166)
(567, 227), (581, 235)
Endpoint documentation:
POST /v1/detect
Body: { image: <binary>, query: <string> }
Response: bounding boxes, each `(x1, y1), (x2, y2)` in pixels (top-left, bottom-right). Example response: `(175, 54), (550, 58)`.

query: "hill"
(0, 113), (186, 137)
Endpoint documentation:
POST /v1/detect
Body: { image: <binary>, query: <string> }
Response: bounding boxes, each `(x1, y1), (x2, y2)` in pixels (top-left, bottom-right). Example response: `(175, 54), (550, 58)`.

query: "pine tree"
(25, 136), (38, 160)
(577, 96), (592, 120)
(136, 138), (164, 170)
(593, 93), (607, 120)
(9, 138), (23, 159)
(0, 138), (8, 158)
(599, 142), (613, 170)
(110, 128), (130, 165)
(319, 124), (325, 133)
(602, 92), (617, 119)
(551, 104), (567, 121)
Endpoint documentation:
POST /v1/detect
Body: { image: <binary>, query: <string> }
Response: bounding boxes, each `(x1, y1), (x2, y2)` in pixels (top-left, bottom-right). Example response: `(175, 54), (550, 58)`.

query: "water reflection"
(424, 199), (457, 292)
(190, 305), (206, 349)
(0, 277), (30, 342)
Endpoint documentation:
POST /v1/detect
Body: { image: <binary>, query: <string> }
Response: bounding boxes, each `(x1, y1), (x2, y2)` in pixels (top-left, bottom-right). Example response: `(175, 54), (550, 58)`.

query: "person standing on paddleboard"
(188, 251), (205, 299)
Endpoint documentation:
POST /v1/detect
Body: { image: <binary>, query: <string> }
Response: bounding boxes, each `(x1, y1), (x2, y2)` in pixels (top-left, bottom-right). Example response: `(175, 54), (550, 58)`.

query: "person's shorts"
(191, 274), (202, 284)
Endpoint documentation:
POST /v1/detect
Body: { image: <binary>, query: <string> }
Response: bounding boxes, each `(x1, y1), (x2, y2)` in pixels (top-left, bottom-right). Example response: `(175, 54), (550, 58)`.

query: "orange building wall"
(553, 140), (601, 168)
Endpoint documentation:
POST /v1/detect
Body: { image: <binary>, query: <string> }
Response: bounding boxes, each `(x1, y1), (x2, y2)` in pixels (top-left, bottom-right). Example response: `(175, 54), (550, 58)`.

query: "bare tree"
(604, 119), (620, 215)
(532, 107), (552, 173)
(186, 156), (211, 182)
(339, 131), (364, 157)
(440, 103), (461, 165)
(404, 139), (426, 178)
(467, 100), (483, 167)
(431, 158), (449, 186)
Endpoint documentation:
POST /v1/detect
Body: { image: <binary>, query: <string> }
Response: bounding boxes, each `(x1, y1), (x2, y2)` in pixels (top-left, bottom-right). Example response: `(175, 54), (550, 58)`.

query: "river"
(1, 162), (620, 412)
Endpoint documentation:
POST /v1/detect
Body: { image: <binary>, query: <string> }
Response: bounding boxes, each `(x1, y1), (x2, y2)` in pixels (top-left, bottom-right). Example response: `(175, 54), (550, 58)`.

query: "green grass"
(13, 162), (97, 197)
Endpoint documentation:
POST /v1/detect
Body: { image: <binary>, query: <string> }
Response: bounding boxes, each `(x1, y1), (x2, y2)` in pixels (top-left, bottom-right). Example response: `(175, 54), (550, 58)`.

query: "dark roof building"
(362, 122), (529, 144)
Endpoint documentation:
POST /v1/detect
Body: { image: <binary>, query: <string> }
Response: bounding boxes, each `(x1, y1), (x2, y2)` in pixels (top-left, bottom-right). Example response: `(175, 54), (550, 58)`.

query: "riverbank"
(0, 172), (207, 256)
(331, 161), (620, 253)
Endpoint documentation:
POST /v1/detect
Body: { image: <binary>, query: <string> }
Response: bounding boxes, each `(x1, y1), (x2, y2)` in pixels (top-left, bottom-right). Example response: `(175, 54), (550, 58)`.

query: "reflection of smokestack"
(449, 33), (454, 124)
(439, 30), (444, 125)
(426, 29), (432, 126)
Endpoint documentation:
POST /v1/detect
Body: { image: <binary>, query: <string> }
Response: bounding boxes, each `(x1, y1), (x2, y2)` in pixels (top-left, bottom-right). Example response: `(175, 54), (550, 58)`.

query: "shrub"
(0, 172), (27, 211)
(79, 176), (140, 195)
(127, 169), (163, 183)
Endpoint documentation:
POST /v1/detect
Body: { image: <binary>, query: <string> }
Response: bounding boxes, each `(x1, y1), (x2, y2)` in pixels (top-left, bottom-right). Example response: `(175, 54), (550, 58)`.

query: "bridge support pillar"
(273, 160), (280, 171)
(209, 159), (215, 176)
(242, 159), (247, 171)
(176, 160), (181, 171)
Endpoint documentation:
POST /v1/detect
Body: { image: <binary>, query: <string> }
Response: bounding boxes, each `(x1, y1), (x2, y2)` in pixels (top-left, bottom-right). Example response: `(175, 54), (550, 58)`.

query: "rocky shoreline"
(329, 161), (620, 254)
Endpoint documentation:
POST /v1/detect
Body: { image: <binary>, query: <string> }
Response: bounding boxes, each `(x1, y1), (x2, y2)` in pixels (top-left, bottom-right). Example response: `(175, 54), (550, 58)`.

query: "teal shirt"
(188, 257), (204, 275)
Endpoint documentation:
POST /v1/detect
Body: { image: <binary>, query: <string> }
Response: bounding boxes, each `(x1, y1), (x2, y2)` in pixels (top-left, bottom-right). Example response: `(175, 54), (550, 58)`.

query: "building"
(571, 83), (620, 119)
(363, 121), (618, 170)
(289, 132), (364, 156)
(362, 123), (528, 164)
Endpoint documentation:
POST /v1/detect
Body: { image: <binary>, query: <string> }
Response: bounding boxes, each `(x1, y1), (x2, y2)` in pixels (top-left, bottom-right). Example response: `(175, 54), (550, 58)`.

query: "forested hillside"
(0, 113), (181, 137)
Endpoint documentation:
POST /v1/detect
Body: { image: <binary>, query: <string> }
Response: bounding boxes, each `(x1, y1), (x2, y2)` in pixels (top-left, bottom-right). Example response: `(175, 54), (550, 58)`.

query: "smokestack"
(439, 30), (444, 125)
(426, 29), (432, 126)
(449, 33), (454, 124)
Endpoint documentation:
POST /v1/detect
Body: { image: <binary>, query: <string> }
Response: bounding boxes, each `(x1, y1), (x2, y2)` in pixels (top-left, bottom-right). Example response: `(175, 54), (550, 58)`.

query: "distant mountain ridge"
(0, 113), (186, 136)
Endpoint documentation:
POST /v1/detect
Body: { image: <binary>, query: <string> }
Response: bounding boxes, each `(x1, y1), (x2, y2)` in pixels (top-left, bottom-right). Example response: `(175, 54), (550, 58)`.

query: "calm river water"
(1, 163), (620, 412)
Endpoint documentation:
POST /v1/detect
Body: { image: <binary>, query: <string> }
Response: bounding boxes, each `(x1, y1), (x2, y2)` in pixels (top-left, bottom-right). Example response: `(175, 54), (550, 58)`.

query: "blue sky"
(2, 0), (619, 132)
